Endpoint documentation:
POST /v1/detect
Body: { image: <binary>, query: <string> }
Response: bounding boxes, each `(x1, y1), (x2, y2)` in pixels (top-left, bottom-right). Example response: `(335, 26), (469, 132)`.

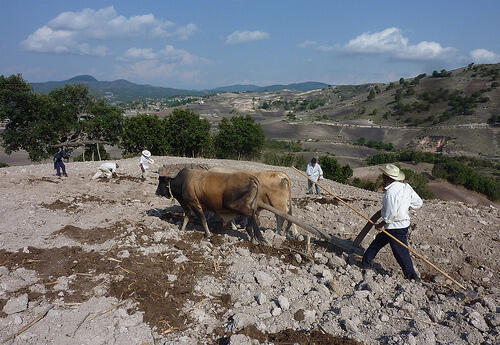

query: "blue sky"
(1, 0), (499, 89)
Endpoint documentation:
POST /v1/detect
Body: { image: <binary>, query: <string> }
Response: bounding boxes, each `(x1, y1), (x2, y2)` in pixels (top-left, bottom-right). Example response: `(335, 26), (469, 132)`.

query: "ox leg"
(194, 209), (211, 238)
(276, 215), (284, 235)
(181, 214), (190, 231)
(250, 216), (267, 245)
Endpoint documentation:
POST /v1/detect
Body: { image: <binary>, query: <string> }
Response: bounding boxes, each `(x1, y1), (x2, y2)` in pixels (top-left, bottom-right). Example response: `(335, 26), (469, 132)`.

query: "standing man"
(53, 148), (68, 177)
(92, 162), (119, 179)
(139, 150), (154, 179)
(306, 157), (323, 195)
(361, 164), (423, 281)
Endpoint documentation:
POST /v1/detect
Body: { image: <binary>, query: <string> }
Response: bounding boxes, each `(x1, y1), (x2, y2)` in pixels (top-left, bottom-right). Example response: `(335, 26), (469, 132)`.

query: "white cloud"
(122, 48), (157, 60)
(225, 30), (269, 45)
(20, 6), (197, 55)
(470, 49), (500, 64)
(120, 45), (203, 65)
(307, 27), (455, 61)
(298, 40), (317, 48)
(343, 27), (456, 61)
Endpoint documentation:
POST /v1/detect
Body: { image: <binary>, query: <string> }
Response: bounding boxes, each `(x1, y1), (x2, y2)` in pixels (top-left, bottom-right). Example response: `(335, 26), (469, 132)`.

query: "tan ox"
(156, 167), (266, 243)
(209, 167), (295, 235)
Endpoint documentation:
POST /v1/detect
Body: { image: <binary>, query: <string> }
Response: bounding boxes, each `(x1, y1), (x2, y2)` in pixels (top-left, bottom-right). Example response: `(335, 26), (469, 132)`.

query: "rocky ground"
(0, 156), (498, 345)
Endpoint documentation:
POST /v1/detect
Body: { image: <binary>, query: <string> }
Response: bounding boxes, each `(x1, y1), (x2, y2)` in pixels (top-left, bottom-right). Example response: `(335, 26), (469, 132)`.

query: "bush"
(400, 169), (434, 199)
(215, 115), (265, 160)
(0, 162), (8, 168)
(319, 155), (352, 184)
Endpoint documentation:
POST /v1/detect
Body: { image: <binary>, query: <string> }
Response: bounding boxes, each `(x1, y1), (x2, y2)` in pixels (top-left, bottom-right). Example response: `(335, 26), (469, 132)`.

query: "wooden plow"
(257, 201), (364, 255)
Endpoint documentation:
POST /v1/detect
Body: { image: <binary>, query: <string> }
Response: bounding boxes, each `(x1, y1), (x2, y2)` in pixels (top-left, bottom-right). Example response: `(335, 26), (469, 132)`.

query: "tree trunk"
(96, 143), (101, 161)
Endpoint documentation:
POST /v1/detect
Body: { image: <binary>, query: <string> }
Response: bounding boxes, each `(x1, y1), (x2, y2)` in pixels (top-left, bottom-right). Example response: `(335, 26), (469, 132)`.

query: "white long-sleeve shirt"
(306, 163), (323, 182)
(381, 181), (423, 229)
(99, 162), (117, 172)
(140, 155), (153, 170)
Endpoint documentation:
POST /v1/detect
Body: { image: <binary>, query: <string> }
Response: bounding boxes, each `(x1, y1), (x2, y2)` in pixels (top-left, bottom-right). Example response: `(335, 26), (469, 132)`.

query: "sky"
(1, 0), (499, 90)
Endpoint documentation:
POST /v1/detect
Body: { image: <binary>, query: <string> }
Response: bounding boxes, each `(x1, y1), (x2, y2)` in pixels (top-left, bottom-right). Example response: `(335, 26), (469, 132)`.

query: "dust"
(216, 325), (364, 345)
(28, 176), (60, 184)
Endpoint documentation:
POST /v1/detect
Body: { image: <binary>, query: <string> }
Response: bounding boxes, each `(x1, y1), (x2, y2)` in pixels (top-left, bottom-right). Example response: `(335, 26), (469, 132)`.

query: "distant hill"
(30, 77), (330, 102)
(31, 76), (204, 102)
(211, 82), (329, 93)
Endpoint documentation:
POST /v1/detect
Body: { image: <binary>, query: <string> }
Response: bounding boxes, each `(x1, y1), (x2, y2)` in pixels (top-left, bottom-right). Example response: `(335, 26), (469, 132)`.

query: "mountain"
(31, 76), (204, 102)
(30, 77), (330, 102)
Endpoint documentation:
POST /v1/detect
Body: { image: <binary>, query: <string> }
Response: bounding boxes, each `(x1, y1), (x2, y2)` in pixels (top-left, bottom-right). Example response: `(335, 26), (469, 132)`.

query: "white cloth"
(306, 163), (323, 182)
(381, 181), (423, 229)
(92, 162), (117, 179)
(100, 162), (118, 172)
(140, 155), (153, 170)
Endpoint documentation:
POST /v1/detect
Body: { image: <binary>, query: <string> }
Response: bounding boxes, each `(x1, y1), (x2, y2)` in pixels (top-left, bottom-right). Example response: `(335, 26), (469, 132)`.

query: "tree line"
(0, 74), (265, 161)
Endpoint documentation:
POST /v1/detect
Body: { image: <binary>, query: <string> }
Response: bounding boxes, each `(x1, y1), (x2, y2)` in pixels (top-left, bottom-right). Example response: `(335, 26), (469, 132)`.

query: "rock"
(484, 313), (499, 328)
(294, 253), (302, 264)
(3, 294), (28, 314)
(117, 250), (130, 258)
(229, 334), (254, 345)
(303, 309), (316, 323)
(271, 307), (282, 316)
(327, 255), (346, 269)
(153, 232), (165, 243)
(256, 292), (267, 305)
(231, 313), (256, 330)
(173, 255), (189, 264)
(277, 295), (290, 311)
(326, 279), (344, 297)
(254, 271), (273, 286)
(426, 304), (444, 323)
(379, 314), (389, 322)
(167, 274), (177, 282)
(340, 318), (359, 333)
(13, 315), (23, 325)
(467, 311), (488, 332)
(321, 269), (333, 281)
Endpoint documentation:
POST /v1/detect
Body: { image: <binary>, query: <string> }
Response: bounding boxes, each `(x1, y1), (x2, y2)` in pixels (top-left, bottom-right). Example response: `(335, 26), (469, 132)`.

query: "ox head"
(155, 165), (182, 197)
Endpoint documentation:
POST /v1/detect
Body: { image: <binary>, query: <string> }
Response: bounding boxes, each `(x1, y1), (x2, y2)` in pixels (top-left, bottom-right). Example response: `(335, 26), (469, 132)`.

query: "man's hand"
(375, 221), (386, 230)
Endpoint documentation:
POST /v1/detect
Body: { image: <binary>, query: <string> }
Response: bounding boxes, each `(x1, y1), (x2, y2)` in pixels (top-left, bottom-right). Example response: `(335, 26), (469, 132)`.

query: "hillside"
(30, 77), (329, 103)
(0, 156), (498, 344)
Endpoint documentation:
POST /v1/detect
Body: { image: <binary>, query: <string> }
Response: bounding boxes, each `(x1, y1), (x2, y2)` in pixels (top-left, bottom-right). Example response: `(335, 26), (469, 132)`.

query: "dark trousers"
(362, 226), (418, 280)
(55, 161), (66, 176)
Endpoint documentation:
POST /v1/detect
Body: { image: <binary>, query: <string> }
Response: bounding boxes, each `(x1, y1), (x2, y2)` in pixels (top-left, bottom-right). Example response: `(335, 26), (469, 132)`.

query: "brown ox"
(209, 167), (295, 235)
(156, 167), (266, 243)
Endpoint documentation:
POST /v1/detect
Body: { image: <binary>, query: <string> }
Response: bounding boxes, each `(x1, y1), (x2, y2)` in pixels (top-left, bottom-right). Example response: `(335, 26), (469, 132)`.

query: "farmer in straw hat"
(361, 164), (423, 281)
(139, 150), (154, 179)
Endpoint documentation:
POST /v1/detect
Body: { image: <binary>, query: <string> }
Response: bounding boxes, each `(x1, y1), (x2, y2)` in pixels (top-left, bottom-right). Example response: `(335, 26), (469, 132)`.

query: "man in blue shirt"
(53, 148), (68, 177)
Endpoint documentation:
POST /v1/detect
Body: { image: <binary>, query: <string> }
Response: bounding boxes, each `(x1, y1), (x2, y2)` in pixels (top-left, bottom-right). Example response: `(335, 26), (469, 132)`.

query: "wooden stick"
(292, 166), (467, 291)
(1, 304), (54, 344)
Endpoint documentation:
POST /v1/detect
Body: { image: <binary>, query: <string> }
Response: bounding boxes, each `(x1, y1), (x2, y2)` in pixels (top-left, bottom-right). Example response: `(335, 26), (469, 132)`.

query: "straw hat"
(379, 164), (405, 181)
(142, 150), (151, 158)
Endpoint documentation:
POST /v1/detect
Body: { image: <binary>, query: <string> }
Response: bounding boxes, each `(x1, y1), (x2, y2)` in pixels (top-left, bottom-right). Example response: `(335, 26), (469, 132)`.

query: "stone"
(271, 307), (282, 316)
(426, 304), (444, 323)
(231, 313), (256, 330)
(380, 314), (389, 322)
(327, 255), (346, 269)
(254, 271), (273, 286)
(3, 294), (28, 314)
(229, 334), (253, 345)
(117, 250), (130, 258)
(340, 318), (359, 333)
(467, 311), (488, 332)
(484, 312), (499, 328)
(277, 295), (290, 311)
(294, 253), (302, 264)
(256, 292), (267, 305)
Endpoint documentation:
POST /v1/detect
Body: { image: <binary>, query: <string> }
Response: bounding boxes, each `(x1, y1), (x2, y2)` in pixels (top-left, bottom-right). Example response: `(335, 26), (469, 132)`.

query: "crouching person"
(92, 162), (119, 180)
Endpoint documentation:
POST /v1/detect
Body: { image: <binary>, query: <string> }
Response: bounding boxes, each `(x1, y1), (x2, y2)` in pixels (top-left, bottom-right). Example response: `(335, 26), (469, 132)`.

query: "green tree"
(215, 115), (265, 160)
(319, 155), (352, 184)
(164, 108), (212, 157)
(367, 89), (376, 100)
(121, 114), (169, 155)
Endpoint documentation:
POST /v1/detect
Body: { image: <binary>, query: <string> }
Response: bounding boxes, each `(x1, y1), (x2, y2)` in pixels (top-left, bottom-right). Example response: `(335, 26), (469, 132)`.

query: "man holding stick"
(361, 164), (422, 281)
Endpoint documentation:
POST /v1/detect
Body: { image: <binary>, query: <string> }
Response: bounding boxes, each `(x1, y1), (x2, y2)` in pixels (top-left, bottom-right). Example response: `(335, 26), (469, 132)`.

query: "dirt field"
(0, 156), (498, 344)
